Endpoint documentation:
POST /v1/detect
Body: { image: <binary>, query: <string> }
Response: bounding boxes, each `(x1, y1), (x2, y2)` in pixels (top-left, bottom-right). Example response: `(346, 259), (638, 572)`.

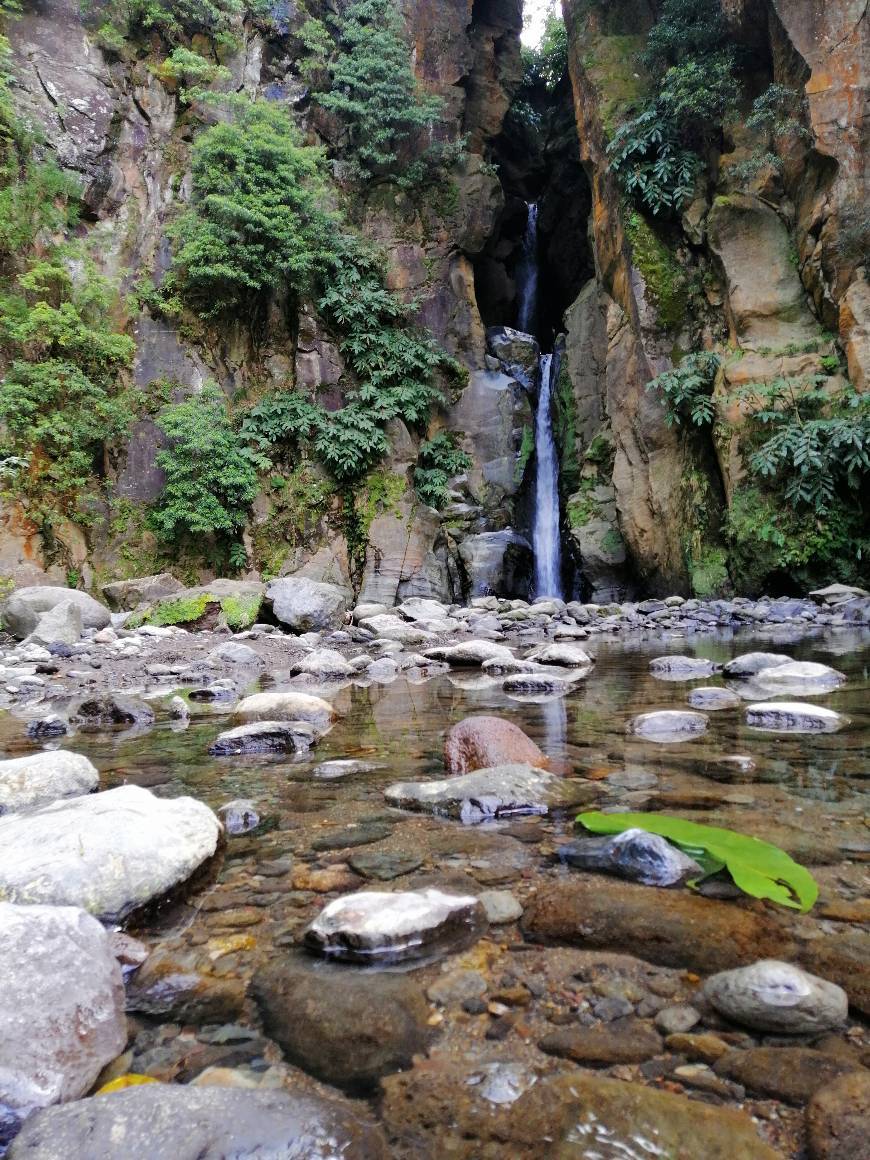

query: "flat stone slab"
(304, 888), (486, 963)
(0, 751), (98, 814)
(208, 720), (319, 756)
(423, 640), (514, 666)
(704, 960), (849, 1034)
(649, 656), (721, 680)
(0, 785), (221, 923)
(629, 710), (709, 742)
(385, 763), (587, 822)
(0, 903), (126, 1143)
(745, 701), (845, 733)
(753, 661), (846, 695)
(6, 1085), (388, 1160)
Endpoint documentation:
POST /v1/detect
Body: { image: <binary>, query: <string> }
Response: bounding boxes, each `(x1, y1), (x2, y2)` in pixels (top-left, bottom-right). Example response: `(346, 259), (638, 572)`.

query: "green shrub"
(156, 46), (231, 101)
(312, 0), (442, 182)
(647, 351), (721, 426)
(730, 84), (811, 185)
(522, 6), (568, 91)
(414, 432), (471, 508)
(152, 383), (267, 539)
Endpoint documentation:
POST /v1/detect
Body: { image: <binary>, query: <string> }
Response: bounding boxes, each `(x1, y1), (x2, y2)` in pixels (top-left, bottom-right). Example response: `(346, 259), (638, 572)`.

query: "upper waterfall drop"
(533, 352), (563, 599)
(516, 202), (539, 336)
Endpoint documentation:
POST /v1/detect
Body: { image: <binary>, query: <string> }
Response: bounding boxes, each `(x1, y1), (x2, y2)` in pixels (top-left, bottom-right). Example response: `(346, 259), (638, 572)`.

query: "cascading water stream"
(515, 201), (563, 599)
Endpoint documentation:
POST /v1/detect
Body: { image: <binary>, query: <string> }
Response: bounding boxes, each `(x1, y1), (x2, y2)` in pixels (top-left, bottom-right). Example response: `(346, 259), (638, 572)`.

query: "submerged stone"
(649, 655), (721, 679)
(0, 785), (221, 923)
(303, 888), (486, 963)
(209, 720), (319, 756)
(687, 686), (741, 710)
(384, 763), (585, 822)
(629, 710), (709, 741)
(703, 960), (849, 1034)
(68, 694), (154, 730)
(745, 701), (845, 733)
(559, 827), (702, 887)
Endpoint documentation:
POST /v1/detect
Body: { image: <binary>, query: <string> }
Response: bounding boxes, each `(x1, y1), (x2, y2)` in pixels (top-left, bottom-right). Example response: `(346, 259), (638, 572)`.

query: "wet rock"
(629, 710), (709, 741)
(28, 601), (82, 648)
(385, 764), (588, 822)
(347, 850), (423, 880)
(207, 641), (262, 666)
(649, 655), (721, 679)
(68, 694), (155, 731)
(810, 583), (869, 605)
(427, 969), (488, 1007)
(655, 1004), (701, 1035)
(0, 751), (98, 814)
(25, 715), (68, 740)
(265, 577), (349, 633)
(0, 785), (221, 923)
(251, 952), (430, 1093)
(540, 1017), (663, 1065)
(233, 691), (336, 730)
(217, 799), (260, 835)
(722, 652), (792, 677)
(303, 888), (486, 963)
(209, 720), (319, 756)
(360, 616), (434, 646)
(688, 686), (741, 710)
(125, 947), (246, 1023)
(423, 640), (514, 666)
(479, 889), (523, 924)
(704, 960), (849, 1034)
(0, 902), (126, 1144)
(6, 1085), (388, 1159)
(523, 878), (793, 974)
(800, 929), (870, 1018)
(501, 672), (577, 698)
(312, 759), (377, 779)
(310, 823), (392, 852)
(526, 642), (594, 668)
(715, 1047), (860, 1105)
(444, 715), (546, 775)
(290, 649), (355, 680)
(745, 701), (845, 733)
(665, 1032), (732, 1063)
(102, 573), (184, 612)
(806, 1071), (870, 1160)
(753, 661), (846, 695)
(0, 587), (111, 640)
(559, 828), (702, 887)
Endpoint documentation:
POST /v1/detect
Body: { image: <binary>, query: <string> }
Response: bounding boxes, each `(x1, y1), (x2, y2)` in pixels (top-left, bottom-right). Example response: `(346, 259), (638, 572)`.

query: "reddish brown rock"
(715, 1047), (863, 1106)
(444, 715), (547, 775)
(806, 1070), (870, 1160)
(800, 928), (870, 1018)
(539, 1017), (663, 1066)
(521, 876), (795, 974)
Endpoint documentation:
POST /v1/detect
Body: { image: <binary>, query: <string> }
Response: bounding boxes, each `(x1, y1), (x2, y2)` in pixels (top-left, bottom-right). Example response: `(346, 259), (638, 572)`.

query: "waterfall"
(516, 202), (539, 335)
(533, 353), (563, 598)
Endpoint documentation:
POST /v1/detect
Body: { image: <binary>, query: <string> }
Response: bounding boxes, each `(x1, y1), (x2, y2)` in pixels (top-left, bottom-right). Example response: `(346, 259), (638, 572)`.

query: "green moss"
(515, 425), (535, 484)
(552, 362), (580, 498)
(251, 465), (336, 581)
(601, 528), (625, 555)
(130, 593), (215, 628)
(568, 479), (601, 529)
(358, 470), (407, 537)
(222, 592), (263, 630)
(690, 547), (729, 598)
(581, 34), (648, 136)
(624, 211), (689, 332)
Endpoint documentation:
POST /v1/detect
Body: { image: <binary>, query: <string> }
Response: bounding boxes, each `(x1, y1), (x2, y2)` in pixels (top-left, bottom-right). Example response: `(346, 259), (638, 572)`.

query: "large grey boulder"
(753, 661), (846, 695)
(0, 752), (98, 815)
(101, 573), (183, 612)
(233, 691), (337, 730)
(6, 1085), (388, 1160)
(526, 642), (594, 668)
(266, 577), (348, 633)
(290, 648), (355, 680)
(0, 588), (111, 640)
(0, 903), (126, 1146)
(68, 694), (155, 731)
(423, 640), (514, 666)
(704, 961), (849, 1034)
(0, 786), (221, 923)
(722, 652), (792, 678)
(27, 601), (82, 648)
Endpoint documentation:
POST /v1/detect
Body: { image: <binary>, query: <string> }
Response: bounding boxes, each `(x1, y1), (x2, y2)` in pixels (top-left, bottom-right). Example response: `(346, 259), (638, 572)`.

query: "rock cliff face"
(1, 0), (866, 599)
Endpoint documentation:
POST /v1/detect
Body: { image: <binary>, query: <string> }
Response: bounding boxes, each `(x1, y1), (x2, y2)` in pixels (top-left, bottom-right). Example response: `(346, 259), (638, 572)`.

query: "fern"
(646, 352), (721, 426)
(414, 432), (471, 508)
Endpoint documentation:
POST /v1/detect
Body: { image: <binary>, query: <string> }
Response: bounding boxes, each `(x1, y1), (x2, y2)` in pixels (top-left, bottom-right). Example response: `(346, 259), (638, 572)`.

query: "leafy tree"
(414, 431), (471, 508)
(313, 0), (442, 181)
(522, 5), (568, 91)
(152, 383), (267, 539)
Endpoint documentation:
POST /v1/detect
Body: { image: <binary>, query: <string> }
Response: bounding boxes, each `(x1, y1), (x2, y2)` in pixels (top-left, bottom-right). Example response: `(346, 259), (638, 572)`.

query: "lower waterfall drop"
(533, 353), (563, 599)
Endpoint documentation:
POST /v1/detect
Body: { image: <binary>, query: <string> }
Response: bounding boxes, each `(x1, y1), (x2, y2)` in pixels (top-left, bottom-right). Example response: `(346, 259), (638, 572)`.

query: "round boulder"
(0, 587), (111, 640)
(233, 691), (337, 731)
(703, 960), (849, 1034)
(0, 751), (98, 815)
(753, 661), (846, 696)
(444, 715), (546, 775)
(266, 577), (349, 633)
(0, 785), (222, 923)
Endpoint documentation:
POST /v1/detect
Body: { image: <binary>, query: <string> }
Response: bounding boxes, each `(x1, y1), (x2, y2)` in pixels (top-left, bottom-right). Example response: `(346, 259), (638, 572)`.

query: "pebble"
(704, 961), (849, 1034)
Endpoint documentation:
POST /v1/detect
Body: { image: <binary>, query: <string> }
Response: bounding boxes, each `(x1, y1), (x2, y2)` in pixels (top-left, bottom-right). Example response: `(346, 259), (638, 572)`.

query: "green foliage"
(164, 102), (335, 319)
(311, 0), (442, 182)
(240, 390), (324, 452)
(737, 376), (870, 515)
(152, 384), (267, 539)
(731, 84), (811, 185)
(576, 811), (818, 912)
(95, 0), (245, 47)
(414, 432), (471, 508)
(647, 351), (721, 426)
(522, 5), (568, 91)
(608, 0), (737, 214)
(156, 46), (231, 101)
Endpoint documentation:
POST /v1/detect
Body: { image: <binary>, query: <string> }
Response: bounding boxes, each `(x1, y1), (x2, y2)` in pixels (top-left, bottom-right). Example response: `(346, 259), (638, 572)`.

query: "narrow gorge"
(0, 1), (867, 1157)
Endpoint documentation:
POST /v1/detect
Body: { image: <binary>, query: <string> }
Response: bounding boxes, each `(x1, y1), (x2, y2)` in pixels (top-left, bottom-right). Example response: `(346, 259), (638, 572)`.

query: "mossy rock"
(128, 582), (265, 632)
(624, 212), (689, 332)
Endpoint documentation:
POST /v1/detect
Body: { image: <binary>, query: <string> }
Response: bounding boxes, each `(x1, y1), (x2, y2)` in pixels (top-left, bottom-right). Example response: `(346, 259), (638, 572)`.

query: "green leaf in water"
(575, 811), (818, 912)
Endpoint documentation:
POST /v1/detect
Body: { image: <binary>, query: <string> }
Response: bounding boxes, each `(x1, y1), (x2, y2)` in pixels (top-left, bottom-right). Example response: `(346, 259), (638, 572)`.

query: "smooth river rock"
(0, 751), (98, 814)
(703, 960), (849, 1034)
(251, 952), (430, 1093)
(444, 716), (546, 775)
(807, 1071), (870, 1160)
(0, 587), (111, 639)
(0, 785), (222, 923)
(649, 655), (721, 679)
(304, 888), (486, 963)
(753, 661), (846, 695)
(0, 903), (126, 1147)
(28, 601), (82, 648)
(423, 640), (514, 666)
(559, 828), (702, 887)
(6, 1085), (388, 1160)
(385, 763), (591, 822)
(68, 694), (154, 730)
(687, 686), (742, 710)
(722, 652), (792, 677)
(526, 642), (593, 668)
(208, 720), (319, 756)
(745, 701), (845, 733)
(290, 648), (355, 680)
(629, 710), (709, 741)
(266, 576), (349, 632)
(233, 691), (337, 730)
